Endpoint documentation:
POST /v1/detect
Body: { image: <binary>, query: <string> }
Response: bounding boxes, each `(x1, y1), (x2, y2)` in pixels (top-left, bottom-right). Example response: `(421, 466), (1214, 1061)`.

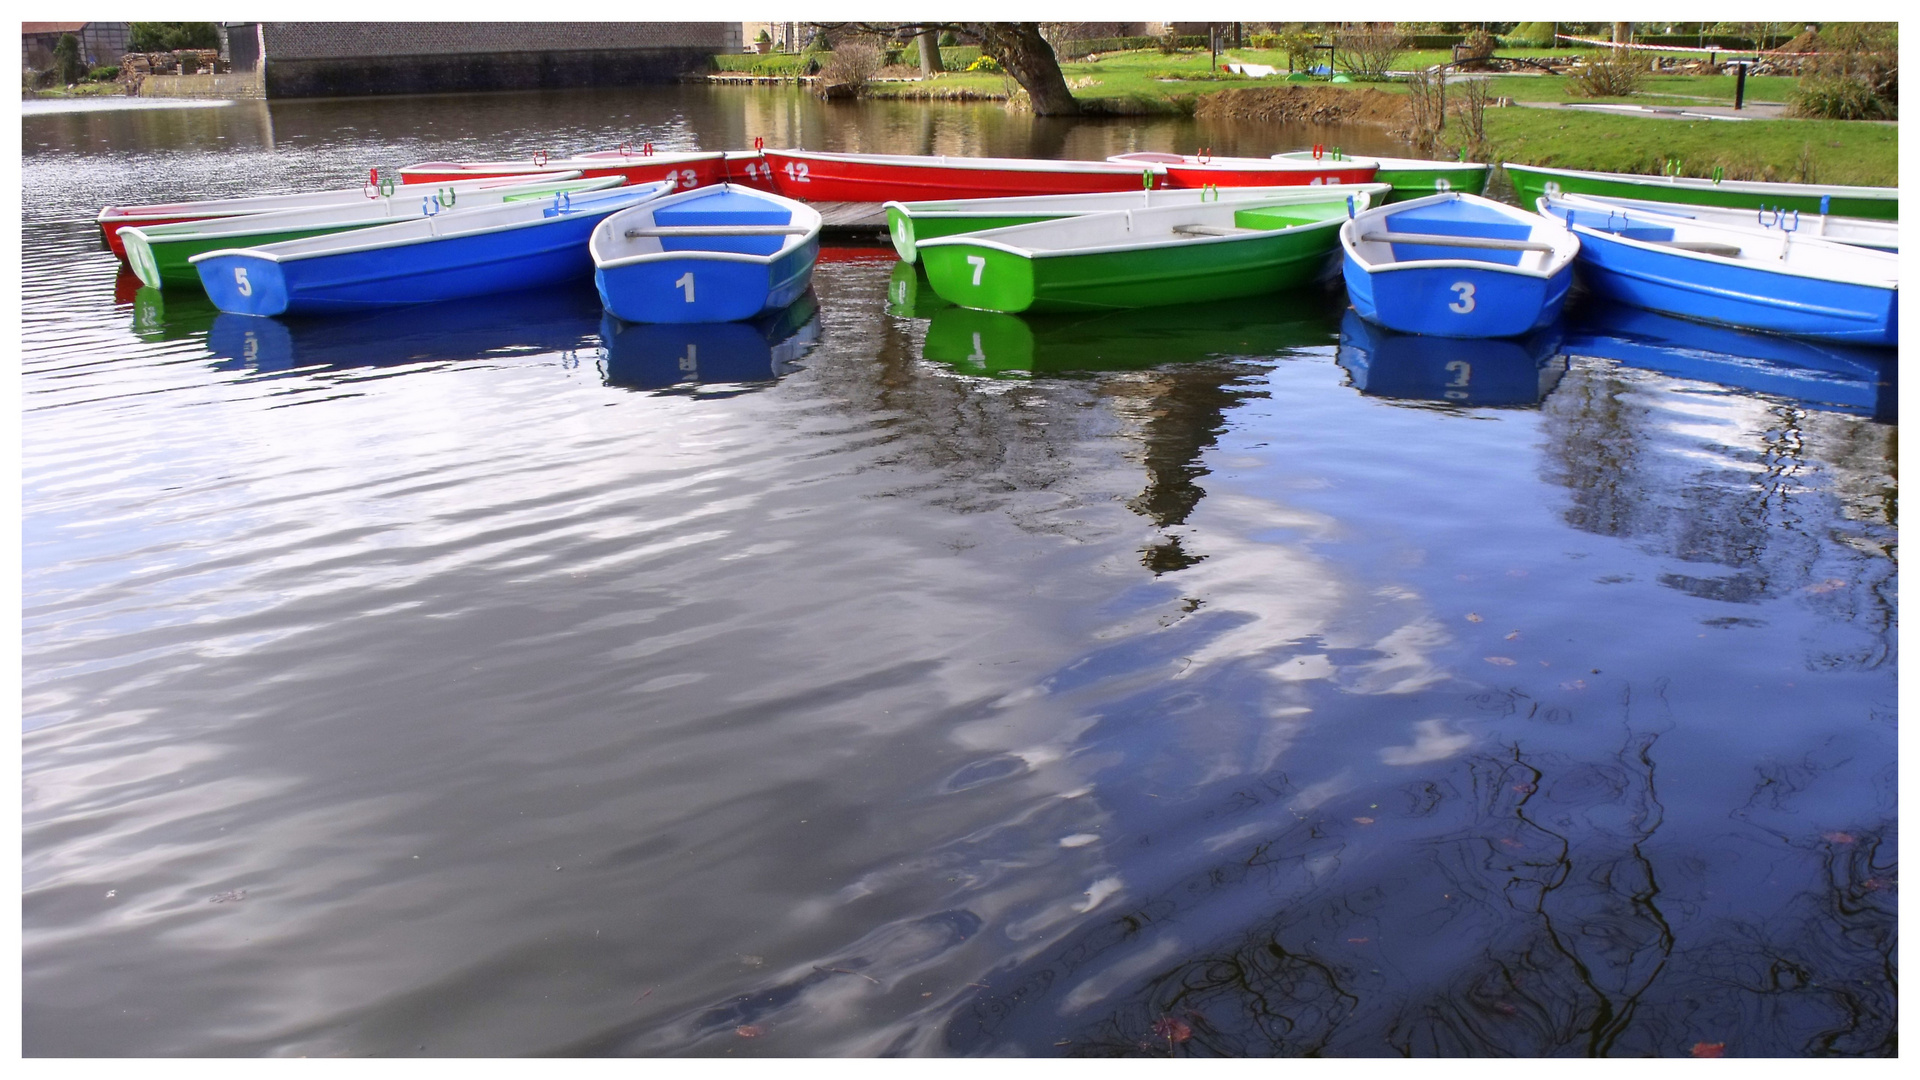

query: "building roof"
(23, 22), (89, 35)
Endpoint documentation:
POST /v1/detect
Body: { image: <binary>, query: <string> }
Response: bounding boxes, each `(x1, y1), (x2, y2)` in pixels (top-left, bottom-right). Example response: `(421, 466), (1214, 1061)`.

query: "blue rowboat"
(590, 184), (820, 324)
(1550, 192), (1898, 252)
(1563, 300), (1895, 421)
(1540, 194), (1899, 346)
(191, 183), (674, 317)
(1336, 309), (1567, 407)
(599, 292), (821, 391)
(1341, 192), (1578, 338)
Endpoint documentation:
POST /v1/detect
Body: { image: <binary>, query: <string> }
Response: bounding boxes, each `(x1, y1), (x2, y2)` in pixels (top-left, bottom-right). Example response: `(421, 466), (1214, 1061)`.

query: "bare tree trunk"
(917, 27), (943, 75)
(969, 22), (1081, 115)
(1612, 22), (1632, 45)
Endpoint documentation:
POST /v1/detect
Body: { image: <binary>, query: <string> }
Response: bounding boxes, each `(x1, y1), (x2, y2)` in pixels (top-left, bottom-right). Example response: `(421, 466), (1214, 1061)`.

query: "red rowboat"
(95, 171), (588, 261)
(1108, 151), (1376, 189)
(398, 148), (728, 190)
(754, 148), (1165, 202)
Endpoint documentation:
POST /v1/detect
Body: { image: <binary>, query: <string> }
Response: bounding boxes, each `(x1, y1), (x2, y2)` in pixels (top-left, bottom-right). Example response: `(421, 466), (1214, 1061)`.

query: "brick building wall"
(259, 22), (738, 98)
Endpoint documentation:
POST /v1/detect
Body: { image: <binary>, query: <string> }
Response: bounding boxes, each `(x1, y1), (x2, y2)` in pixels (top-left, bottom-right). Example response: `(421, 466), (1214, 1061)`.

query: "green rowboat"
(122, 175), (625, 289)
(1273, 151), (1489, 202)
(1504, 162), (1899, 221)
(917, 198), (1354, 314)
(884, 183), (1389, 263)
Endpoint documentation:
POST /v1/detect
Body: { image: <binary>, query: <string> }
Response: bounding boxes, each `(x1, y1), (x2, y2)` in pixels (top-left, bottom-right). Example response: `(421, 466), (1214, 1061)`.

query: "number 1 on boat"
(676, 272), (695, 302)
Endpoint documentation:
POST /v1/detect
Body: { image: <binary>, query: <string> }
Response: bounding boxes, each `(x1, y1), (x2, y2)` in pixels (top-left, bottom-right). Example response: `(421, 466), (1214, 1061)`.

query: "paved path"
(1513, 99), (1788, 121)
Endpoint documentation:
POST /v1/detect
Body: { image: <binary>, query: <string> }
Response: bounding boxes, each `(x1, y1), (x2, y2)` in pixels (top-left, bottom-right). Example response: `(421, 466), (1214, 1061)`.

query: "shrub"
(1275, 30), (1322, 72)
(1565, 49), (1645, 97)
(130, 22), (218, 52)
(711, 53), (816, 76)
(1157, 28), (1182, 55)
(820, 39), (885, 88)
(1788, 74), (1889, 119)
(88, 65), (120, 82)
(939, 30), (957, 47)
(52, 33), (84, 85)
(1506, 22), (1558, 48)
(1333, 23), (1407, 80)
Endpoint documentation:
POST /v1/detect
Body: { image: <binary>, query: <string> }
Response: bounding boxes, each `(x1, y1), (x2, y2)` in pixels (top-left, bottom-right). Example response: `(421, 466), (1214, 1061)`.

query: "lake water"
(21, 86), (1897, 1057)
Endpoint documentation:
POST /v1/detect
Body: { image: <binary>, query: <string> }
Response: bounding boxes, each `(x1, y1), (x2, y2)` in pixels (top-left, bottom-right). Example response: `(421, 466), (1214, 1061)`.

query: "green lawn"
(860, 47), (1896, 185)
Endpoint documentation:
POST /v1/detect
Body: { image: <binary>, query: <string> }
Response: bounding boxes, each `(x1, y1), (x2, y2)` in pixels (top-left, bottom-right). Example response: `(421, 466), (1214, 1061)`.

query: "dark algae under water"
(21, 87), (1897, 1057)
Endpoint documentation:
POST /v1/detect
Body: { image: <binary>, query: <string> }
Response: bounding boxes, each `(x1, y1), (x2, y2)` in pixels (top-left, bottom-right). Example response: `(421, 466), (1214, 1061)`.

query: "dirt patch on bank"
(1194, 86), (1412, 131)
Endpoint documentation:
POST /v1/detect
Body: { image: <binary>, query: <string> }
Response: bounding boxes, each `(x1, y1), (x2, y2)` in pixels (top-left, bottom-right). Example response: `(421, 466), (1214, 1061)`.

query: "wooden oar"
(1362, 231), (1555, 252)
(625, 224), (810, 238)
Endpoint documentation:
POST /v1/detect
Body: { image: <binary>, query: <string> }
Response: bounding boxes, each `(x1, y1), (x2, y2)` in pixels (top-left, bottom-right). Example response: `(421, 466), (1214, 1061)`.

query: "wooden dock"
(814, 202), (890, 243)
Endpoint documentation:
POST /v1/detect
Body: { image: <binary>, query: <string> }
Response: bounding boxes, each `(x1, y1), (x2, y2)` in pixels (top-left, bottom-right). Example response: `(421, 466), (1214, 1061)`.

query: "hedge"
(898, 42), (983, 69)
(710, 53), (817, 75)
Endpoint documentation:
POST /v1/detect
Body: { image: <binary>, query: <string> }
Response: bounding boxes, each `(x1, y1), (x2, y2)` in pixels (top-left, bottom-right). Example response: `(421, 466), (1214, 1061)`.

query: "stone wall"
(259, 22), (738, 98)
(138, 70), (267, 100)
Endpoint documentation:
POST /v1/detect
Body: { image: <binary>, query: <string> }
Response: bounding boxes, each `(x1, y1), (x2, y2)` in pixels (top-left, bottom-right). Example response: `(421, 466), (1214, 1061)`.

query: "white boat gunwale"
(401, 151), (726, 174)
(125, 176), (627, 243)
(1504, 161), (1898, 200)
(1108, 152), (1374, 173)
(93, 170), (591, 226)
(915, 196), (1362, 261)
(1547, 191), (1898, 246)
(762, 147), (1169, 175)
(187, 183), (673, 267)
(1275, 152), (1486, 172)
(1536, 197), (1899, 289)
(881, 184), (1392, 220)
(1343, 192), (1578, 282)
(589, 184), (822, 272)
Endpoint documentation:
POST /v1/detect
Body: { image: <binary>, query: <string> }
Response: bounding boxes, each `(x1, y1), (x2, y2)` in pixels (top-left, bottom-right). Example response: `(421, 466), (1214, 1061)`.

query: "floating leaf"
(1803, 578), (1847, 594)
(1505, 630), (1520, 640)
(1822, 831), (1856, 845)
(1690, 1042), (1726, 1058)
(1347, 937), (1370, 944)
(1507, 568), (1529, 577)
(1484, 656), (1517, 666)
(735, 1025), (764, 1038)
(1465, 613), (1484, 623)
(1151, 1017), (1192, 1043)
(1493, 1001), (1518, 1016)
(1499, 837), (1525, 849)
(1352, 816), (1375, 825)
(1560, 679), (1588, 691)
(1512, 783), (1536, 794)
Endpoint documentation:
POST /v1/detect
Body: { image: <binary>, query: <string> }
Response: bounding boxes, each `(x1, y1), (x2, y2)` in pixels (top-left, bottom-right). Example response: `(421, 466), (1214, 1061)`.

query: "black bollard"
(1732, 60), (1748, 110)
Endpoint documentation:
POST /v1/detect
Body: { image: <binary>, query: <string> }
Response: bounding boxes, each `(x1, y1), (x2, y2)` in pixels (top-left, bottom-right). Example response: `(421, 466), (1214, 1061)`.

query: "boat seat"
(1646, 239), (1745, 257)
(625, 224), (811, 238)
(1363, 231), (1555, 252)
(1171, 224), (1257, 237)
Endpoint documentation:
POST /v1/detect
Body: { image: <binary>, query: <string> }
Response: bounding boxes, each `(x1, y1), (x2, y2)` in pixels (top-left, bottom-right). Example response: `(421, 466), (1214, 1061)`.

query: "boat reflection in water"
(884, 260), (953, 320)
(1564, 300), (1897, 421)
(129, 279), (220, 343)
(598, 291), (820, 394)
(921, 292), (1338, 378)
(206, 285), (604, 373)
(1336, 308), (1568, 407)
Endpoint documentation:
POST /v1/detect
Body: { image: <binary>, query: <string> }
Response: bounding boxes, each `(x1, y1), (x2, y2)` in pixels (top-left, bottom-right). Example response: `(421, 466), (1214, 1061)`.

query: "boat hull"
(195, 203), (637, 317)
(921, 216), (1344, 314)
(127, 222), (386, 289)
(1345, 255), (1572, 338)
(1568, 228), (1897, 345)
(760, 149), (1154, 203)
(1372, 164), (1492, 201)
(1505, 163), (1899, 220)
(596, 240), (818, 323)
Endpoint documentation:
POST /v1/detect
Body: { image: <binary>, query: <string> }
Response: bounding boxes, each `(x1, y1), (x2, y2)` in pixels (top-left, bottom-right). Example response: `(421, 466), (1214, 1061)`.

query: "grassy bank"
(25, 81), (126, 99)
(855, 47), (1895, 185)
